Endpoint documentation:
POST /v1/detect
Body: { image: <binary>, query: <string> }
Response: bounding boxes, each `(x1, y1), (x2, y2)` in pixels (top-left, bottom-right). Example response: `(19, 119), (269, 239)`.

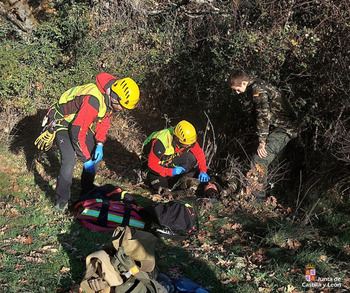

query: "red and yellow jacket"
(53, 73), (117, 162)
(144, 127), (207, 177)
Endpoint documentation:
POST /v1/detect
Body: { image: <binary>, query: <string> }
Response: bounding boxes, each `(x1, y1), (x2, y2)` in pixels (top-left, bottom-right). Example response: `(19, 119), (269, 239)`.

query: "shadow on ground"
(103, 138), (141, 183)
(8, 109), (146, 205)
(57, 220), (225, 293)
(9, 109), (60, 204)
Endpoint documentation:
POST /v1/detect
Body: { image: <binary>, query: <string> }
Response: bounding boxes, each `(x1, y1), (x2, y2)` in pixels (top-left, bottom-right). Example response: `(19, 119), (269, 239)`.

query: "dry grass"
(108, 113), (146, 155)
(0, 108), (21, 144)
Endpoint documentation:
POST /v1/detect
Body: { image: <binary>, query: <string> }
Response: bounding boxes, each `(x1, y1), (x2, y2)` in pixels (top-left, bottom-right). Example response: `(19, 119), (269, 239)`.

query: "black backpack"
(141, 201), (197, 240)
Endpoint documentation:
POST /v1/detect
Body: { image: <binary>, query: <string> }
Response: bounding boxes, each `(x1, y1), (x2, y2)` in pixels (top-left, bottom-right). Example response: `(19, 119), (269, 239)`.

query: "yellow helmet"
(110, 78), (140, 109)
(174, 120), (197, 145)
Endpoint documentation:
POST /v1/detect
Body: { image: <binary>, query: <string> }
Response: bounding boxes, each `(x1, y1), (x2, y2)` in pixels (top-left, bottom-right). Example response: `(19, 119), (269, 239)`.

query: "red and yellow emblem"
(305, 264), (316, 282)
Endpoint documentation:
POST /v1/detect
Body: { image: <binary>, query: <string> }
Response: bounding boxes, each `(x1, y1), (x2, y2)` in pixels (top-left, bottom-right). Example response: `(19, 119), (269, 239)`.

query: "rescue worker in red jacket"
(141, 120), (210, 192)
(44, 73), (140, 212)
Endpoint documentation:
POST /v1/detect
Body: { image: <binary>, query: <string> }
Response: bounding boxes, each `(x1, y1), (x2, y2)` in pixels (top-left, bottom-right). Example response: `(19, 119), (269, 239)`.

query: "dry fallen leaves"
(42, 245), (58, 253)
(204, 222), (213, 228)
(249, 249), (265, 264)
(15, 264), (25, 271)
(223, 235), (240, 245)
(216, 257), (234, 267)
(60, 266), (70, 274)
(221, 275), (240, 285)
(319, 254), (328, 261)
(209, 214), (217, 221)
(197, 231), (207, 243)
(24, 236), (33, 245)
(6, 208), (21, 218)
(13, 184), (21, 192)
(23, 256), (45, 263)
(258, 287), (271, 292)
(286, 238), (301, 250)
(200, 243), (212, 251)
(290, 268), (302, 274)
(256, 164), (265, 177)
(265, 196), (277, 207)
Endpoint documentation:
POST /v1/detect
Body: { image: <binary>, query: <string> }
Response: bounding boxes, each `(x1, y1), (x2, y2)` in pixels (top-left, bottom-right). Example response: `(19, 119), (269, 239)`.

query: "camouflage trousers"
(249, 130), (292, 199)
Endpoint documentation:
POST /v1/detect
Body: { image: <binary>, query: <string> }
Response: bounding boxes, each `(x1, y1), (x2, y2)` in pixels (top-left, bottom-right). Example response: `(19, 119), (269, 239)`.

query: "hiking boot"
(53, 200), (68, 214)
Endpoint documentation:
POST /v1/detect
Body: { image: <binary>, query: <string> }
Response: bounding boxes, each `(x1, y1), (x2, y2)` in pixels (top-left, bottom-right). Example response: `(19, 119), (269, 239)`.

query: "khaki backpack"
(80, 227), (166, 293)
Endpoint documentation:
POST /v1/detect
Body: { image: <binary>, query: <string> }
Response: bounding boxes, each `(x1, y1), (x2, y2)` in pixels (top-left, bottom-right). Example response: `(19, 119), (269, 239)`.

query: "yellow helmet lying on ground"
(174, 120), (197, 145)
(111, 78), (140, 109)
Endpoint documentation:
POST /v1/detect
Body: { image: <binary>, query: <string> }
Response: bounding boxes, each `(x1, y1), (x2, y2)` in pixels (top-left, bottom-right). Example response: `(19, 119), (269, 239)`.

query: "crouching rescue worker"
(229, 70), (298, 200)
(35, 73), (140, 212)
(141, 120), (210, 193)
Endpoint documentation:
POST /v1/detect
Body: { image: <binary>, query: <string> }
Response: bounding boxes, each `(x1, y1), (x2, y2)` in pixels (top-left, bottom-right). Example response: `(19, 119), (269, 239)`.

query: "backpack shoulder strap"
(80, 250), (123, 293)
(80, 261), (110, 293)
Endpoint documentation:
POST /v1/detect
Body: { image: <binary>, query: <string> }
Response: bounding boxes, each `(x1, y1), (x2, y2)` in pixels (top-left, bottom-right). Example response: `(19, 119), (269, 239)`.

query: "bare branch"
(202, 111), (217, 169)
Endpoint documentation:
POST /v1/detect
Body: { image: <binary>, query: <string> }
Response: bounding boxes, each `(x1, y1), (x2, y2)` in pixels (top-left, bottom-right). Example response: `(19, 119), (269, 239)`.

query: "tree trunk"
(0, 0), (37, 35)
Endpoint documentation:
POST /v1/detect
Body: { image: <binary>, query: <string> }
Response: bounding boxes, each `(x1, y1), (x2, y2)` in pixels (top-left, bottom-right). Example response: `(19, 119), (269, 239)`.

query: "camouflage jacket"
(247, 79), (297, 144)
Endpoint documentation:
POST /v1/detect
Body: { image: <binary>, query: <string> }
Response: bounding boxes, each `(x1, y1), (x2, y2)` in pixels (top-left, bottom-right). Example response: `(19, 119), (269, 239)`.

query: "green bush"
(0, 0), (349, 192)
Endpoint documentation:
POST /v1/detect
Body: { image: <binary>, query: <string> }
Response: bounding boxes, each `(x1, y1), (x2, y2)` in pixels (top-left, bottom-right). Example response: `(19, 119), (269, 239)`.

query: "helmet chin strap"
(105, 88), (113, 109)
(106, 87), (124, 111)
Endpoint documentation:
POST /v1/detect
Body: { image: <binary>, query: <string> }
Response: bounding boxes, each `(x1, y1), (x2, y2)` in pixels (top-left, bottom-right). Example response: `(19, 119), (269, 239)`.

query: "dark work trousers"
(145, 150), (197, 191)
(253, 130), (291, 188)
(55, 128), (95, 202)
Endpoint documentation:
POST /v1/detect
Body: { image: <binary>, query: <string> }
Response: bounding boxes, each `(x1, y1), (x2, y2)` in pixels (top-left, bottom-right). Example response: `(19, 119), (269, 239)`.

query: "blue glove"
(198, 172), (210, 182)
(172, 166), (185, 176)
(84, 159), (95, 174)
(94, 144), (103, 163)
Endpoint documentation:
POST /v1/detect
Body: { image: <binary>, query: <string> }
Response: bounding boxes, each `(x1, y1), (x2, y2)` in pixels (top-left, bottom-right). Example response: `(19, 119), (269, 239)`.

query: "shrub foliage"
(1, 0), (349, 191)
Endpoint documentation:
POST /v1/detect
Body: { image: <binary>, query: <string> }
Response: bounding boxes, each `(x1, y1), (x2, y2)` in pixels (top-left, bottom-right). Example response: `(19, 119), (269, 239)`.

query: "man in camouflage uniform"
(229, 70), (298, 200)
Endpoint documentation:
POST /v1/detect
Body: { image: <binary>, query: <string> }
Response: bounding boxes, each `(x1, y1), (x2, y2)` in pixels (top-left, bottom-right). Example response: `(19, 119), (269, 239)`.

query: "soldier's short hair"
(228, 70), (250, 86)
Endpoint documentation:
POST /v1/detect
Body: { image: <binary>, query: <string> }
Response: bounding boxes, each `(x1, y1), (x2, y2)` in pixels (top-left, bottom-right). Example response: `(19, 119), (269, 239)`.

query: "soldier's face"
(231, 81), (248, 94)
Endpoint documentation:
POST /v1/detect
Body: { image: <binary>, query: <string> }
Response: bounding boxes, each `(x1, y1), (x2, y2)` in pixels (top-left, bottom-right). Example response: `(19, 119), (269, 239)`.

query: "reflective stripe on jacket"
(144, 127), (208, 177)
(57, 83), (108, 122)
